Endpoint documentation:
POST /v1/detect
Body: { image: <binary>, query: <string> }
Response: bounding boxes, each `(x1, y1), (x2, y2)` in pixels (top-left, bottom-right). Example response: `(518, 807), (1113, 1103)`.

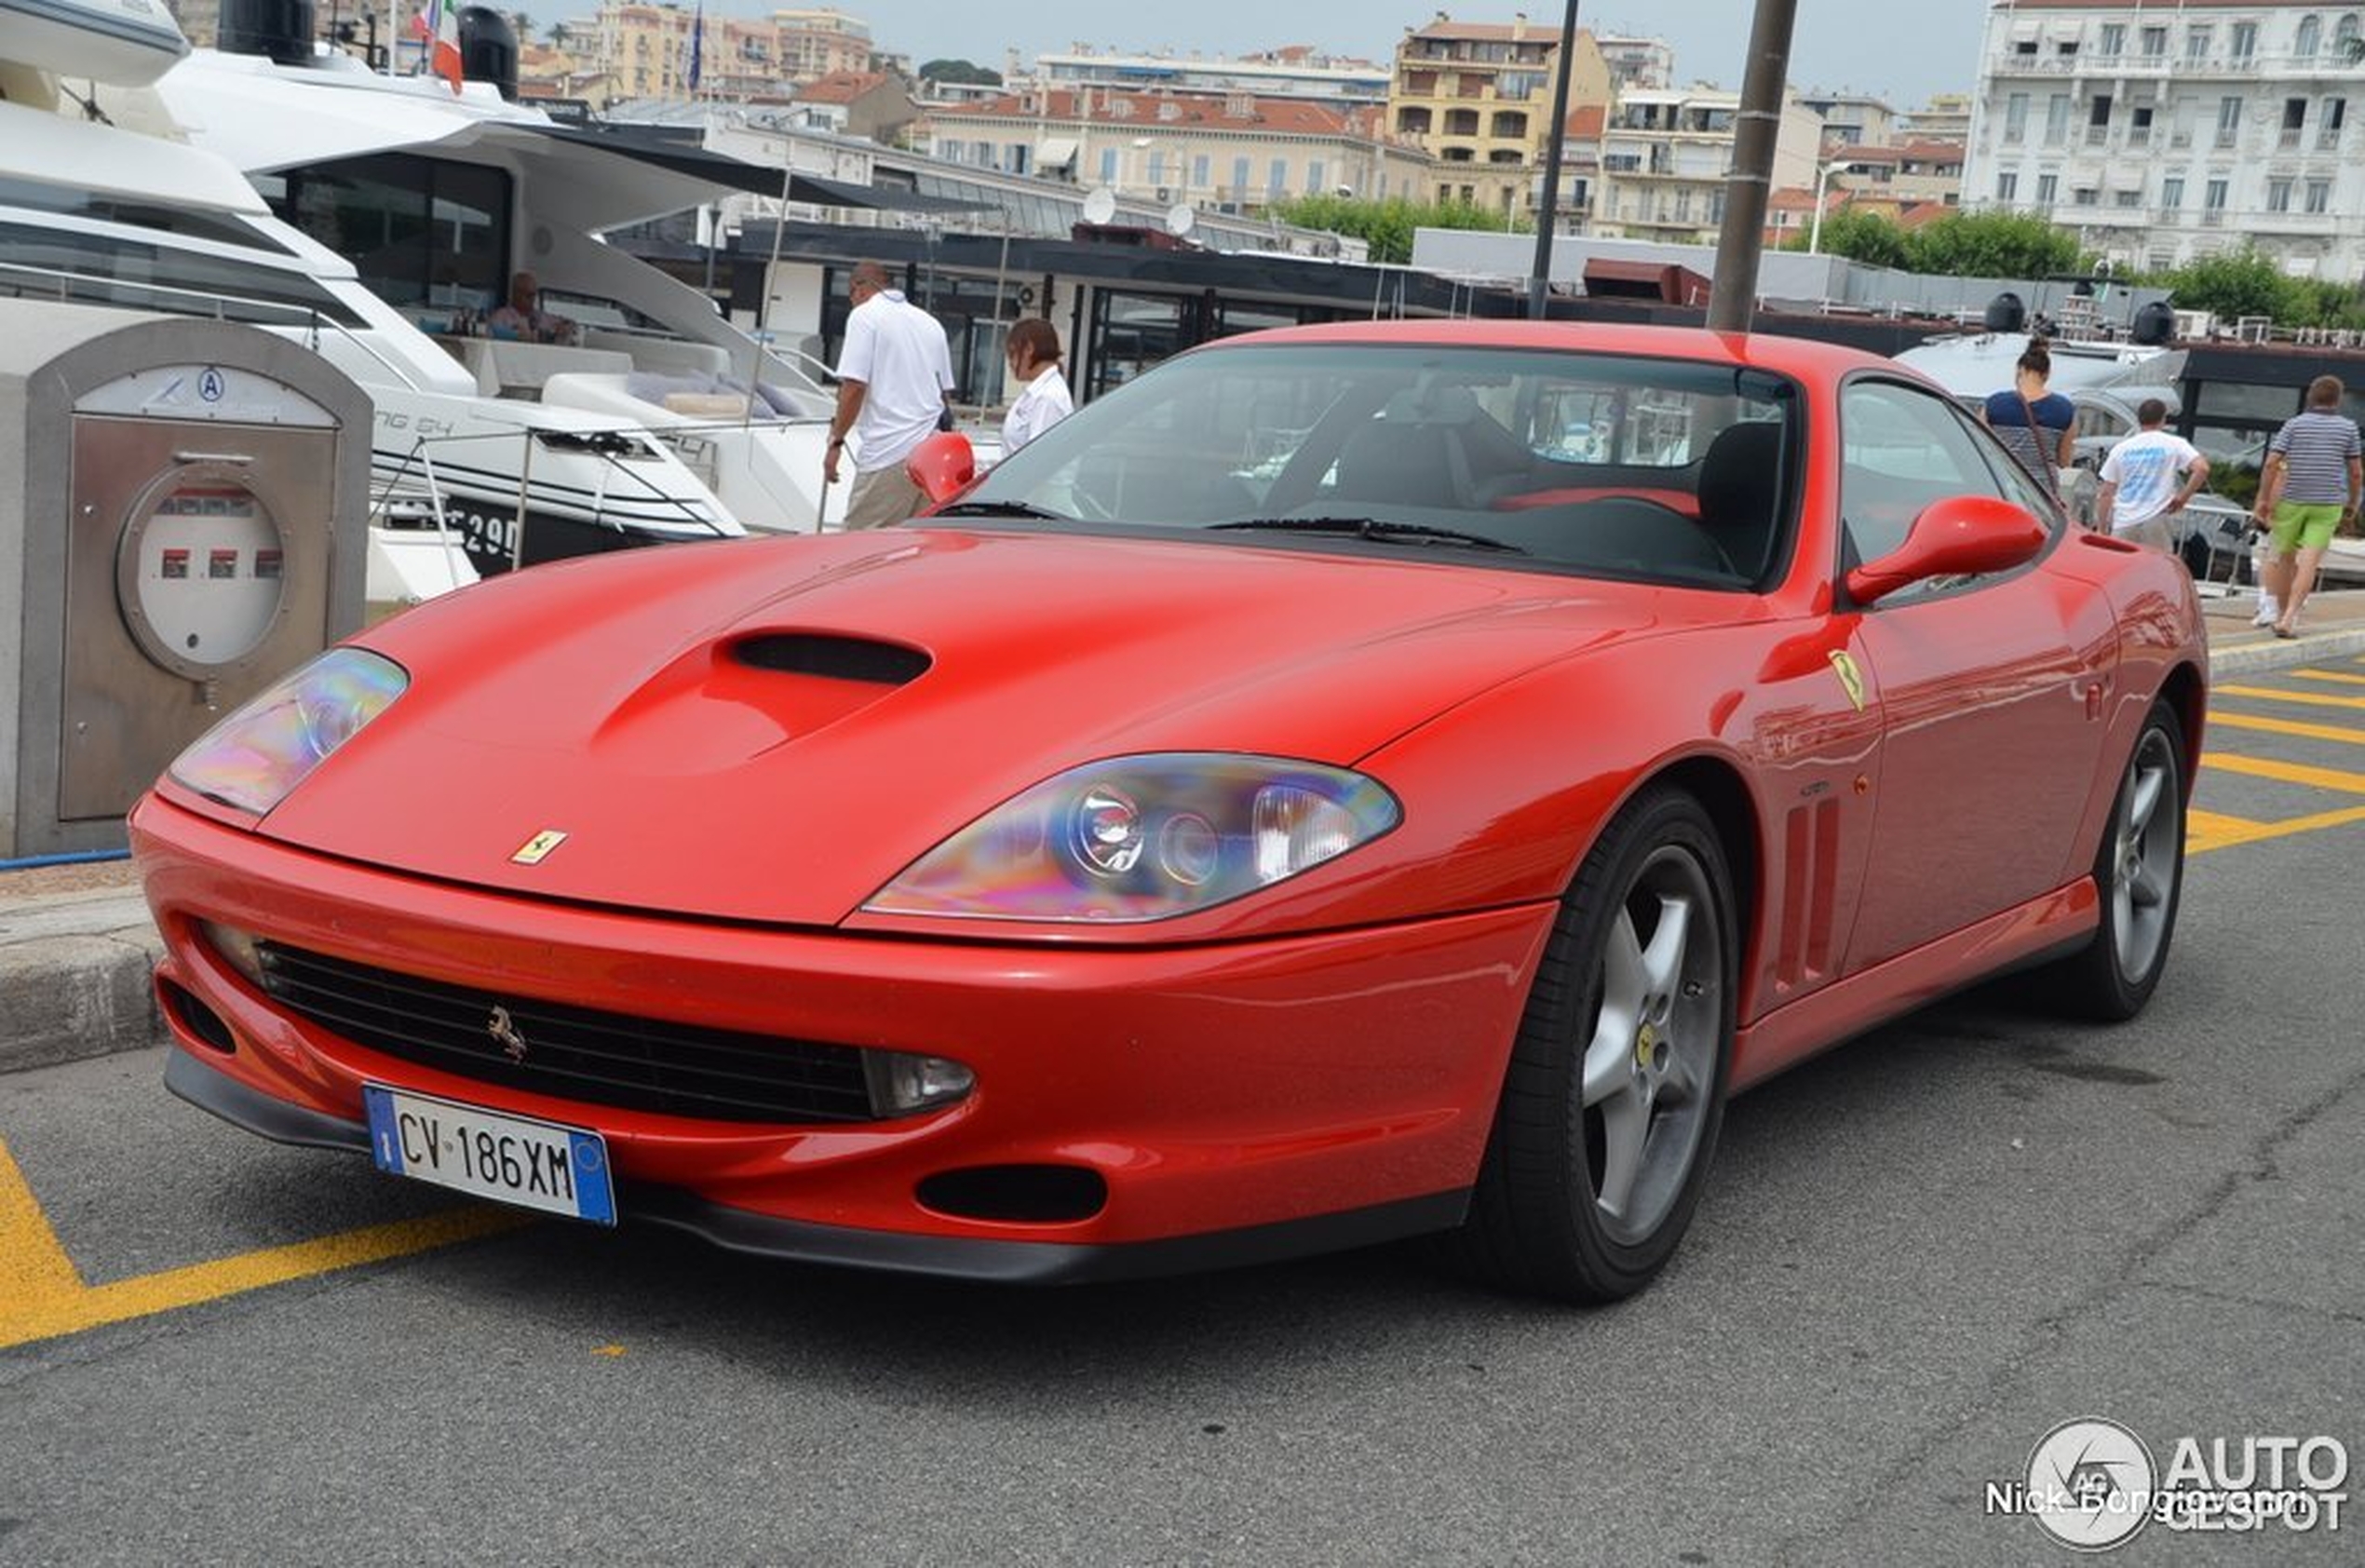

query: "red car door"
(1835, 378), (2116, 968)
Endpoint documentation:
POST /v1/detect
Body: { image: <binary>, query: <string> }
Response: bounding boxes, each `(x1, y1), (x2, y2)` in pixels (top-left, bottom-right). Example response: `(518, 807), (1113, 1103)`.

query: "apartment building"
(1831, 141), (1968, 208)
(1591, 87), (1824, 244)
(1027, 46), (1392, 106)
(1903, 92), (1976, 142)
(1797, 89), (1900, 148)
(590, 1), (875, 101)
(921, 87), (1433, 211)
(1962, 1), (2365, 276)
(1386, 16), (1613, 215)
(1594, 34), (1674, 92)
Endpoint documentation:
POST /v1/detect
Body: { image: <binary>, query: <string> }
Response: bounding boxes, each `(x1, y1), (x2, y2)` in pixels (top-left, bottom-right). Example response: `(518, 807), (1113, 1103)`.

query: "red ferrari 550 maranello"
(135, 321), (2205, 1302)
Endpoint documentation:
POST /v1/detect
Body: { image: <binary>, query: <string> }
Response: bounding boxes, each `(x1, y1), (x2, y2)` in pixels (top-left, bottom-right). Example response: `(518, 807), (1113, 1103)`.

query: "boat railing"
(370, 421), (740, 572)
(0, 257), (421, 390)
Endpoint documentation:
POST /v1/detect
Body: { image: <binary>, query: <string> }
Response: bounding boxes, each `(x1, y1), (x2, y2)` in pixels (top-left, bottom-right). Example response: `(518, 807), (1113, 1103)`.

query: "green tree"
(1271, 195), (1517, 265)
(2159, 248), (2294, 325)
(1787, 208), (1912, 269)
(918, 59), (1003, 86)
(1904, 210), (2088, 278)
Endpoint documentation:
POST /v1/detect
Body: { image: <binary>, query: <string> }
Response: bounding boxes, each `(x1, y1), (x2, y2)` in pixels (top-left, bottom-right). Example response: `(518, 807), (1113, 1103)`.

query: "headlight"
(863, 753), (1399, 924)
(168, 648), (407, 817)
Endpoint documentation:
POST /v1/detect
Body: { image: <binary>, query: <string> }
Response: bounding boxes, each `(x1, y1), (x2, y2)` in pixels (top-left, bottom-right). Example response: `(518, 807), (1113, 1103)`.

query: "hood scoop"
(588, 631), (929, 776)
(734, 632), (930, 684)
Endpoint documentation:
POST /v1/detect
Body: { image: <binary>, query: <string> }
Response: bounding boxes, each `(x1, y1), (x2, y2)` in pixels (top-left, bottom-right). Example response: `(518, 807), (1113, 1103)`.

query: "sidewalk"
(7, 585), (2365, 1076)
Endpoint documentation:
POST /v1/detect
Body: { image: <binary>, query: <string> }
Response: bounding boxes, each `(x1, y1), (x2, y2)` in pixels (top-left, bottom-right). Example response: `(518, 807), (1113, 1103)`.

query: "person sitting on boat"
(487, 270), (580, 345)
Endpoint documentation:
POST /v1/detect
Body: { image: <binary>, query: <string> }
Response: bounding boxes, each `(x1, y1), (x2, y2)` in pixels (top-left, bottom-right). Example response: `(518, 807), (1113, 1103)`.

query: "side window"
(1959, 400), (2065, 520)
(1839, 381), (2015, 570)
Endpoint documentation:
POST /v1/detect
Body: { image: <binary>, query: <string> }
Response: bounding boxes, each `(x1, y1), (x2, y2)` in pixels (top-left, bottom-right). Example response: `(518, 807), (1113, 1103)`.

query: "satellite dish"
(1165, 202), (1196, 237)
(1081, 186), (1117, 225)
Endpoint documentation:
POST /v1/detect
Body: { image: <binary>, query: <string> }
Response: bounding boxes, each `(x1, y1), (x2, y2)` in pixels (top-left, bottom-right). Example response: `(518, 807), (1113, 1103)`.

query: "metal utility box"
(2, 303), (371, 859)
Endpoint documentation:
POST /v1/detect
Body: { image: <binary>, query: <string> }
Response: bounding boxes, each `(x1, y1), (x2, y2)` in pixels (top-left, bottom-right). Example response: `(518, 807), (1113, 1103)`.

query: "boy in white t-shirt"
(2095, 398), (2210, 555)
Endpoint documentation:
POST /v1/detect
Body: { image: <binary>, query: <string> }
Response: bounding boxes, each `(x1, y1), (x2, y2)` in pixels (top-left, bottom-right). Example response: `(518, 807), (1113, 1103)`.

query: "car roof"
(1205, 318), (1905, 383)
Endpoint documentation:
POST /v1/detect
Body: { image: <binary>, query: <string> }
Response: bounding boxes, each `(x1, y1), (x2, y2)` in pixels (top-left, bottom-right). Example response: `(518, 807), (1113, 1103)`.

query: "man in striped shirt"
(2251, 375), (2363, 638)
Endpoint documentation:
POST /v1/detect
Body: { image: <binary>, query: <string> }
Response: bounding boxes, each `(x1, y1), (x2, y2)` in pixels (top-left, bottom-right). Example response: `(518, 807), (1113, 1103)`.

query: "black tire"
(2046, 698), (2186, 1021)
(1446, 787), (1737, 1303)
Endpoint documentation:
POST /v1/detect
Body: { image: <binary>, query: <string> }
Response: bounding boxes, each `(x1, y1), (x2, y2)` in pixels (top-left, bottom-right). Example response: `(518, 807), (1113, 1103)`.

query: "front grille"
(257, 943), (878, 1125)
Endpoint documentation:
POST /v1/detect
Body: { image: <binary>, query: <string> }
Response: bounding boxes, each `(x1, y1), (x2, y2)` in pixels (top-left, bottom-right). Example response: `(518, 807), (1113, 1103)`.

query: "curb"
(0, 890), (163, 1075)
(2208, 624), (2365, 678)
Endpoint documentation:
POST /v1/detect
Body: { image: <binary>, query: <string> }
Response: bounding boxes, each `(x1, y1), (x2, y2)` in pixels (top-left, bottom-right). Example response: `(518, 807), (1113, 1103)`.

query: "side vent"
(1774, 799), (1843, 991)
(732, 634), (930, 685)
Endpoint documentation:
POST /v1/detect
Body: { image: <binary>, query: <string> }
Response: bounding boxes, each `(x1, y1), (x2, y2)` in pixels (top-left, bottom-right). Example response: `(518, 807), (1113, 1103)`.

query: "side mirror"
(904, 431), (977, 507)
(1845, 494), (2047, 606)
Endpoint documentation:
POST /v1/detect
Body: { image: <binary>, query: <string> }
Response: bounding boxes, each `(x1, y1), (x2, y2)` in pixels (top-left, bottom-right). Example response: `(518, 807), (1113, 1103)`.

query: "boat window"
(266, 154), (509, 324)
(0, 221), (364, 328)
(0, 176), (300, 255)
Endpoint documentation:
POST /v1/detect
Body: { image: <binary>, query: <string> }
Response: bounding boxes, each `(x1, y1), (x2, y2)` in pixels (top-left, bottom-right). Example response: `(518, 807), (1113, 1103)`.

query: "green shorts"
(2270, 501), (2346, 553)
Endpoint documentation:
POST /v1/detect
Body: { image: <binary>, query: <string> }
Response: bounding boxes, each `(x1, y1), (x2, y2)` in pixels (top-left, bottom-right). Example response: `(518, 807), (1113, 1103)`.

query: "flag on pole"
(686, 2), (704, 92)
(412, 0), (463, 93)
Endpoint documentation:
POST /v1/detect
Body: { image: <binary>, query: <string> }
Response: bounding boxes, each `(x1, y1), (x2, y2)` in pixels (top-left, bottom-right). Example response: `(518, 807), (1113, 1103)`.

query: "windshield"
(945, 342), (1800, 588)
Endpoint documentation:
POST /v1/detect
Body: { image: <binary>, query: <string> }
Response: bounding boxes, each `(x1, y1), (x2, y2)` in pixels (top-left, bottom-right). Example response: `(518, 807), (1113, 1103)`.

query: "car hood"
(261, 529), (1689, 925)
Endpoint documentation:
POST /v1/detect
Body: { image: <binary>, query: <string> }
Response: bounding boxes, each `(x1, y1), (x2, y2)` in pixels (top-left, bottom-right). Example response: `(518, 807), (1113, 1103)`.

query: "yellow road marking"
(2184, 809), (2266, 855)
(2201, 753), (2365, 794)
(2208, 710), (2365, 746)
(2292, 670), (2365, 687)
(2214, 683), (2365, 712)
(2187, 804), (2365, 856)
(0, 1134), (524, 1350)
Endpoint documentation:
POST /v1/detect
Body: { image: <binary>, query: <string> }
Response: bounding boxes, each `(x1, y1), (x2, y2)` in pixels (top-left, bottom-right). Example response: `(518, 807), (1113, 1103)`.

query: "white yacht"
(134, 34), (852, 538)
(3, 57), (754, 611)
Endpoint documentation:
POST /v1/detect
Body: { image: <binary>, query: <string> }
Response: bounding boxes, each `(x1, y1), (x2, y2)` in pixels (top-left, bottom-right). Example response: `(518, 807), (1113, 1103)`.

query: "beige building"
(922, 88), (1434, 212)
(1386, 17), (1614, 216)
(1902, 92), (1974, 144)
(1592, 87), (1826, 245)
(590, 1), (874, 101)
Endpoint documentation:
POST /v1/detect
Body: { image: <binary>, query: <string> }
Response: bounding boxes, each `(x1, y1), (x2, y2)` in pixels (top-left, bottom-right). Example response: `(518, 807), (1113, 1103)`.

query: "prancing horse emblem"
(488, 1005), (529, 1062)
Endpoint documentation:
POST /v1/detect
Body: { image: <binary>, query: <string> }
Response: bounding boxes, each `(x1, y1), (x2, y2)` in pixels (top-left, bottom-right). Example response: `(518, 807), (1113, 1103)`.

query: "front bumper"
(135, 795), (1556, 1282)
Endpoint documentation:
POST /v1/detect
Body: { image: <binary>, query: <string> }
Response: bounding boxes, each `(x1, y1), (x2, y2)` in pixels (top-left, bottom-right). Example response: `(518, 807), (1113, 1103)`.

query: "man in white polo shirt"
(2095, 397), (2210, 554)
(824, 261), (956, 530)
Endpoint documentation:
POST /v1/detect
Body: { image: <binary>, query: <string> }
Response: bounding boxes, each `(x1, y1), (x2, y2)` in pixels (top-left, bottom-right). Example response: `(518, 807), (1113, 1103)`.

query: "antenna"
(1165, 202), (1196, 237)
(1081, 186), (1117, 225)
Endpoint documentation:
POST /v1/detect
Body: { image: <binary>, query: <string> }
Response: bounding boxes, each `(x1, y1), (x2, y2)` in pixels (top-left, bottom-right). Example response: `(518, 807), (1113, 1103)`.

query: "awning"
(530, 126), (988, 212)
(1036, 136), (1080, 169)
(2009, 19), (2042, 40)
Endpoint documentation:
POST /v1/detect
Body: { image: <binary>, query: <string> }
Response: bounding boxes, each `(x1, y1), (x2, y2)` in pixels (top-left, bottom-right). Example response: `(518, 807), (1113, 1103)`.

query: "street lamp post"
(1808, 158), (1860, 254)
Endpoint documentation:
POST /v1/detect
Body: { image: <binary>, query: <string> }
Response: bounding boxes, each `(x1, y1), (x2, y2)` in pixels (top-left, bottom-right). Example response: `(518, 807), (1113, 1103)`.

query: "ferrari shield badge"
(511, 829), (568, 865)
(1827, 650), (1866, 713)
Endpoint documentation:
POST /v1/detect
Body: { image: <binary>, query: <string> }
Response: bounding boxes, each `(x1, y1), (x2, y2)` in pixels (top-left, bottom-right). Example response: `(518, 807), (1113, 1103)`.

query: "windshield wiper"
(1210, 516), (1527, 554)
(932, 499), (1069, 520)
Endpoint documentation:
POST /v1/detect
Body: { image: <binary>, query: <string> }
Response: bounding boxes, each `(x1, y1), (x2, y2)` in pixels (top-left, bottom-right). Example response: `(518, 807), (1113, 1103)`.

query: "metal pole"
(1525, 0), (1582, 319)
(1707, 0), (1799, 334)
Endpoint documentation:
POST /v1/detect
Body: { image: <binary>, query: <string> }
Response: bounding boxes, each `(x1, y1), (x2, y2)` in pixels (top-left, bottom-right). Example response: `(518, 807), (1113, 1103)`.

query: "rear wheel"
(2047, 699), (2186, 1021)
(1449, 788), (1737, 1303)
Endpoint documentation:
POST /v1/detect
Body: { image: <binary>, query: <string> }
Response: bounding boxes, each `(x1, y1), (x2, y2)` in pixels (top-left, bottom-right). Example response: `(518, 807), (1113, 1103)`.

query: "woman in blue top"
(1980, 341), (2077, 508)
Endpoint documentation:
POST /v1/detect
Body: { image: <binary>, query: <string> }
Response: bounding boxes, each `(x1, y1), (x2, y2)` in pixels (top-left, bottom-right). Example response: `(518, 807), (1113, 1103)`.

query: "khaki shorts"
(2269, 500), (2345, 554)
(842, 464), (925, 531)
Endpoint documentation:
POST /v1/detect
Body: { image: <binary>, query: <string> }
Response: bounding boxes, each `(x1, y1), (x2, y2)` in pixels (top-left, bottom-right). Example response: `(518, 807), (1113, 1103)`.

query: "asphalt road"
(4, 657), (2362, 1567)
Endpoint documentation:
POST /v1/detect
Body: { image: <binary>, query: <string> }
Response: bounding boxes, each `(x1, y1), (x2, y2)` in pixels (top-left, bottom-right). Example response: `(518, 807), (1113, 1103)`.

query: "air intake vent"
(732, 633), (930, 684)
(256, 943), (881, 1124)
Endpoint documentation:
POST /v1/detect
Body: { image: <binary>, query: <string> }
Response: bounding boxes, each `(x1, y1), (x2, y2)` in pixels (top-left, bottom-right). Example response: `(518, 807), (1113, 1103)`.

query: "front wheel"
(2047, 698), (2186, 1021)
(1448, 788), (1737, 1303)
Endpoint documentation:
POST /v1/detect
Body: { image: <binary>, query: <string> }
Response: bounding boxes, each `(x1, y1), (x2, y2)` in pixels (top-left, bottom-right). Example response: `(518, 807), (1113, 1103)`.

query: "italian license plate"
(363, 1084), (615, 1224)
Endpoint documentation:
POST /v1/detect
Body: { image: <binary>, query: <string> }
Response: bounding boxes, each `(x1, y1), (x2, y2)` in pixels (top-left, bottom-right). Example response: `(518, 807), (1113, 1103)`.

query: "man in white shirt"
(825, 262), (956, 530)
(2095, 398), (2210, 554)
